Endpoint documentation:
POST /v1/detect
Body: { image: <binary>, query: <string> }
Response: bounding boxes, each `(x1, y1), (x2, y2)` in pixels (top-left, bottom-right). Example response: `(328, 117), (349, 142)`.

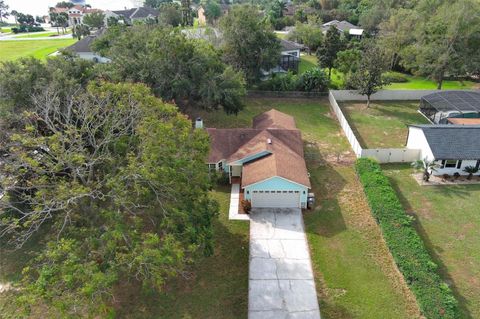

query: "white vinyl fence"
(328, 90), (437, 163)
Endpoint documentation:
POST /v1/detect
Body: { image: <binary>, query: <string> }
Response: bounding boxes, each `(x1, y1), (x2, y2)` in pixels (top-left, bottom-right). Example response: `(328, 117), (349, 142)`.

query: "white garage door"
(251, 190), (300, 208)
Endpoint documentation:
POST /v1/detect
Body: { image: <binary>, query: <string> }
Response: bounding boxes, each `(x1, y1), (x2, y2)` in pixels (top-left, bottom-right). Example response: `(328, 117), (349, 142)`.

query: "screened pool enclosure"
(420, 91), (480, 124)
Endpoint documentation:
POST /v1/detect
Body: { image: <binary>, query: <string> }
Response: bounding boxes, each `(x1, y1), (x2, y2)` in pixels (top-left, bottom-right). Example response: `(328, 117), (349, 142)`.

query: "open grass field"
(340, 101), (430, 148)
(187, 97), (421, 318)
(0, 27), (11, 33)
(0, 39), (76, 62)
(383, 164), (480, 319)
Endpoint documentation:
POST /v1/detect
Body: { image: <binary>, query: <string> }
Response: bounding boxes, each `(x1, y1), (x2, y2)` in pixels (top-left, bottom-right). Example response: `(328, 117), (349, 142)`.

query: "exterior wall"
(197, 7), (207, 25)
(406, 127), (434, 161)
(231, 165), (242, 177)
(77, 52), (111, 63)
(244, 177), (308, 208)
(434, 160), (479, 176)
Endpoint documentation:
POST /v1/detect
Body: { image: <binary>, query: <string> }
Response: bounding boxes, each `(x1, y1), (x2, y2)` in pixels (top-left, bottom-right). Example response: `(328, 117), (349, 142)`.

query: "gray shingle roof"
(421, 91), (480, 113)
(412, 125), (480, 160)
(65, 35), (96, 53)
(113, 7), (159, 19)
(280, 39), (304, 51)
(322, 20), (360, 32)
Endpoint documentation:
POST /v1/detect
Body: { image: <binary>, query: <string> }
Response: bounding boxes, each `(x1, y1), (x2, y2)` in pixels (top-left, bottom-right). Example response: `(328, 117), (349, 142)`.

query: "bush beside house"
(355, 158), (458, 319)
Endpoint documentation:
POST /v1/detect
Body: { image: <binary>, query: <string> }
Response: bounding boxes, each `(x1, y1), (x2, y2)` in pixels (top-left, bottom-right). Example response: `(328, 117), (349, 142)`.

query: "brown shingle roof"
(253, 109), (297, 130)
(206, 109), (310, 188)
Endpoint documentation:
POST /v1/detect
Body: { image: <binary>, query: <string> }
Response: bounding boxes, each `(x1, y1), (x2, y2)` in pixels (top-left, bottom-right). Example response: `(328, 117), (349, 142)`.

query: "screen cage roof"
(420, 91), (480, 113)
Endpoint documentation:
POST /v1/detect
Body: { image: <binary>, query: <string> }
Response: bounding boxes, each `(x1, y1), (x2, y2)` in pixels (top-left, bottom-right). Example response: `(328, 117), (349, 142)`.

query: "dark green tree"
(145, 0), (173, 9)
(349, 42), (389, 107)
(219, 5), (281, 83)
(316, 25), (344, 78)
(0, 0), (9, 23)
(83, 11), (105, 28)
(158, 3), (182, 26)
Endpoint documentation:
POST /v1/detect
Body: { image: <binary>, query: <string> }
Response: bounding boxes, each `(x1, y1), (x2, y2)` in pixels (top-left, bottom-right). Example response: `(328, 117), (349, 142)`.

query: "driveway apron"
(249, 208), (321, 319)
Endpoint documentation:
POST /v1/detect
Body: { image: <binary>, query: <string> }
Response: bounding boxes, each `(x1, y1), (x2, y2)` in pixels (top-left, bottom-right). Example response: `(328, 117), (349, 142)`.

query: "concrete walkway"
(228, 183), (249, 221)
(249, 208), (321, 319)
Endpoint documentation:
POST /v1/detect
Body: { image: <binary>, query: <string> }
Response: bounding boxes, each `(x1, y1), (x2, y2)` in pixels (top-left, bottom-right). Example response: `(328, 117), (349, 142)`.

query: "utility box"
(307, 193), (315, 209)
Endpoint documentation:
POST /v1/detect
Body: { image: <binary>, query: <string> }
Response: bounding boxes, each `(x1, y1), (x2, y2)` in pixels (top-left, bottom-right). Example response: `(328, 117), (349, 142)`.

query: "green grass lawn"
(187, 97), (422, 318)
(383, 164), (480, 319)
(0, 39), (77, 62)
(340, 101), (430, 148)
(274, 31), (288, 39)
(0, 27), (12, 33)
(386, 76), (476, 90)
(14, 31), (71, 39)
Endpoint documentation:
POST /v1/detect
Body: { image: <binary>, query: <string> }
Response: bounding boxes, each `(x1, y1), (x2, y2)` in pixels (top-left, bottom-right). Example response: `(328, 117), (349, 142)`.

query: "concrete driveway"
(249, 208), (321, 319)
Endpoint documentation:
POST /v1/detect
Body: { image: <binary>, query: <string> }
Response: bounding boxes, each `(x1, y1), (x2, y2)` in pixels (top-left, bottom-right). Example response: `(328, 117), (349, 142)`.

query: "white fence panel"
(328, 91), (363, 157)
(360, 149), (421, 163)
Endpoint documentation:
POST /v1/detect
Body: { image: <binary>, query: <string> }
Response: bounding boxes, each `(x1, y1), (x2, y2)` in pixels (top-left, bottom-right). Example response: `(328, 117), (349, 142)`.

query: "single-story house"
(321, 20), (364, 38)
(419, 91), (480, 124)
(104, 7), (159, 25)
(204, 109), (311, 208)
(406, 124), (480, 175)
(63, 29), (110, 63)
(261, 39), (303, 79)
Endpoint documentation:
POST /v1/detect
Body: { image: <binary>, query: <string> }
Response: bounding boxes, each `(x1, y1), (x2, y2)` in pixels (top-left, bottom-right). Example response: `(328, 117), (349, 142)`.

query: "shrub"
(453, 172), (460, 179)
(297, 67), (329, 92)
(258, 72), (299, 91)
(355, 158), (458, 319)
(442, 174), (450, 181)
(382, 71), (408, 83)
(11, 25), (45, 34)
(241, 199), (251, 214)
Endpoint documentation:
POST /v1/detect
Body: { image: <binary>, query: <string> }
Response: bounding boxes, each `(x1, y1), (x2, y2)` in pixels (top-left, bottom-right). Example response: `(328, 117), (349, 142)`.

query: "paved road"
(249, 208), (321, 319)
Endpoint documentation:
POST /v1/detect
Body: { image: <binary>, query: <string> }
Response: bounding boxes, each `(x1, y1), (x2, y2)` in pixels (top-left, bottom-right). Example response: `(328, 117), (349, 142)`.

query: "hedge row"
(355, 158), (458, 319)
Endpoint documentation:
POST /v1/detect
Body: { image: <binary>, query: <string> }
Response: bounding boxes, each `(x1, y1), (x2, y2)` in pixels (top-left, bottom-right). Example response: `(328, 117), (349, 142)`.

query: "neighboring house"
(104, 7), (159, 25)
(321, 20), (364, 37)
(50, 5), (102, 27)
(204, 109), (311, 208)
(419, 91), (480, 124)
(261, 39), (304, 79)
(406, 125), (480, 175)
(63, 29), (110, 63)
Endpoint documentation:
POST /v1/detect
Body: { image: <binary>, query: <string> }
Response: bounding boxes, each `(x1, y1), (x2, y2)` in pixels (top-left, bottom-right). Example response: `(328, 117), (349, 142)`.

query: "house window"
(441, 160), (458, 168)
(456, 160), (463, 169)
(218, 161), (223, 171)
(476, 160), (480, 170)
(208, 163), (216, 171)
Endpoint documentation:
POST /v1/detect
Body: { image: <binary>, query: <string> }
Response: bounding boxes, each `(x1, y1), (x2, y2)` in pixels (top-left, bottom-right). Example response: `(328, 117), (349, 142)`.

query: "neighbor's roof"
(421, 91), (480, 113)
(253, 109), (296, 130)
(206, 109), (310, 187)
(447, 118), (480, 125)
(322, 20), (361, 32)
(410, 124), (480, 160)
(113, 7), (159, 19)
(280, 39), (304, 51)
(65, 35), (96, 53)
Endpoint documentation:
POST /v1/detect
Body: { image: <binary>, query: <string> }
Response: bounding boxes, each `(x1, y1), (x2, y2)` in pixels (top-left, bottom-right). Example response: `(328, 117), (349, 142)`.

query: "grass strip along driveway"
(356, 159), (458, 318)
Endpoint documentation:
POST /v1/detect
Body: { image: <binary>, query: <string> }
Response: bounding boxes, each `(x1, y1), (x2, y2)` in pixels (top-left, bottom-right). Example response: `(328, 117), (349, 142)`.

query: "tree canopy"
(219, 4), (281, 83)
(83, 11), (105, 28)
(0, 79), (218, 317)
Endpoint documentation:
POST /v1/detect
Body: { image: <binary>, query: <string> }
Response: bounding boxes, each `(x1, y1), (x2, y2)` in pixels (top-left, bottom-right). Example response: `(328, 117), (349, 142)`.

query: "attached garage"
(244, 176), (309, 209)
(251, 190), (301, 208)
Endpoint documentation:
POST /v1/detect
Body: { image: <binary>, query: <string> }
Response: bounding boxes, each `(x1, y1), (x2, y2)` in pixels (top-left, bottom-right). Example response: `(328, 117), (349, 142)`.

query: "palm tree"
(463, 166), (479, 180)
(411, 158), (438, 182)
(11, 10), (18, 25)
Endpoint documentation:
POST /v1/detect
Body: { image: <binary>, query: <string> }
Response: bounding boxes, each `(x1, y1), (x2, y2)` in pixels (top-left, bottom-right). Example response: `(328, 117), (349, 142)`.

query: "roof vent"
(267, 138), (272, 144)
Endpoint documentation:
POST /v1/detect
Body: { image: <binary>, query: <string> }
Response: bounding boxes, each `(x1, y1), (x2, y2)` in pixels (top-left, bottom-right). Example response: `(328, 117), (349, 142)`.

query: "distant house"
(104, 7), (159, 25)
(419, 91), (480, 124)
(261, 39), (304, 79)
(63, 29), (110, 63)
(49, 5), (102, 27)
(406, 125), (480, 175)
(204, 109), (311, 208)
(321, 20), (364, 38)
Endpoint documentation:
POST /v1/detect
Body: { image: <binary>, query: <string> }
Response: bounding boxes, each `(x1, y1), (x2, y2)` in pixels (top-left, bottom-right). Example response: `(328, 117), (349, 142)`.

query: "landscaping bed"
(340, 101), (430, 148)
(384, 164), (480, 319)
(356, 159), (458, 319)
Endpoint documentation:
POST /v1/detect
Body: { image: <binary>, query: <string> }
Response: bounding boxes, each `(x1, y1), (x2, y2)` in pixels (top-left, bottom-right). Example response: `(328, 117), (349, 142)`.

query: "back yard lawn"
(0, 39), (76, 62)
(340, 101), (430, 148)
(386, 76), (477, 90)
(188, 97), (422, 318)
(384, 164), (480, 319)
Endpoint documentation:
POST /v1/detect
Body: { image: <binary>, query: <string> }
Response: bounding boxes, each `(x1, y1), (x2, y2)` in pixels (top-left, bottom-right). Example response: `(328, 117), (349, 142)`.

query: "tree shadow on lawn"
(387, 176), (473, 319)
(112, 206), (249, 319)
